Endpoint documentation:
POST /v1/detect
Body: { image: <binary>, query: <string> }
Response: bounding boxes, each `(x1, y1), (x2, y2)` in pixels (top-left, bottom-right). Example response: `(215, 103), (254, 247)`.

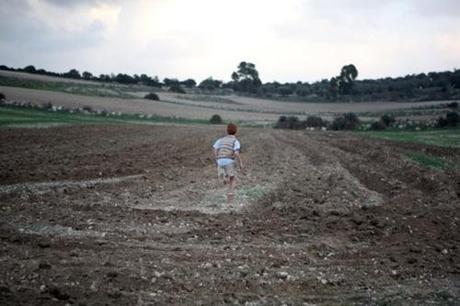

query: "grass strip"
(362, 128), (460, 148)
(405, 152), (453, 170)
(0, 105), (208, 127)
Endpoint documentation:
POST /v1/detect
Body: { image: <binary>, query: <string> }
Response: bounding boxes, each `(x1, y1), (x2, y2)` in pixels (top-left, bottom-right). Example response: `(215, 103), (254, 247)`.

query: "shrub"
(305, 115), (327, 128)
(144, 93), (160, 100)
(168, 84), (186, 94)
(369, 120), (387, 130)
(446, 111), (459, 126)
(380, 114), (395, 127)
(437, 111), (459, 127)
(210, 114), (223, 124)
(331, 112), (360, 130)
(447, 101), (458, 109)
(274, 115), (306, 129)
(82, 106), (93, 112)
(42, 102), (53, 110)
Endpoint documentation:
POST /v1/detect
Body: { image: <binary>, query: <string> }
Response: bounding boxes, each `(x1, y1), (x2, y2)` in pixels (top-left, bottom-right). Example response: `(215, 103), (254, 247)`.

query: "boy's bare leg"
(227, 176), (235, 206)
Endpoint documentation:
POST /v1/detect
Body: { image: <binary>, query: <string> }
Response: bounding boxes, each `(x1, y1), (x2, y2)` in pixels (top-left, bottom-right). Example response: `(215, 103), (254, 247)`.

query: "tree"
(63, 69), (81, 79)
(23, 65), (36, 73)
(163, 78), (180, 87)
(99, 74), (112, 82)
(329, 77), (339, 99)
(198, 77), (222, 90)
(82, 71), (93, 80)
(338, 64), (358, 95)
(114, 73), (136, 84)
(231, 61), (262, 93)
(168, 84), (186, 94)
(181, 79), (197, 88)
(279, 85), (294, 97)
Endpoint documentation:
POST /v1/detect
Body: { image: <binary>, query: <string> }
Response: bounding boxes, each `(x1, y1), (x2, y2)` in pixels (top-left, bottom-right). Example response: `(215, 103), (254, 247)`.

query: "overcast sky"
(0, 0), (459, 83)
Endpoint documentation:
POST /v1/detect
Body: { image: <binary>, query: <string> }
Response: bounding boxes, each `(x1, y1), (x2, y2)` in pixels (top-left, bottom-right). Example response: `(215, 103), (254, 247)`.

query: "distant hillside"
(1, 64), (459, 103)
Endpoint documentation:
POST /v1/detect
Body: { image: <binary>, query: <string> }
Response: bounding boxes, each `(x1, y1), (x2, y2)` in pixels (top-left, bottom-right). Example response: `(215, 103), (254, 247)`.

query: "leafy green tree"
(82, 71), (93, 80)
(181, 79), (197, 88)
(329, 77), (339, 99)
(231, 61), (262, 93)
(114, 73), (135, 84)
(199, 77), (222, 90)
(338, 64), (358, 94)
(99, 74), (112, 82)
(168, 84), (186, 94)
(64, 69), (81, 79)
(279, 85), (294, 97)
(163, 78), (180, 87)
(23, 65), (36, 73)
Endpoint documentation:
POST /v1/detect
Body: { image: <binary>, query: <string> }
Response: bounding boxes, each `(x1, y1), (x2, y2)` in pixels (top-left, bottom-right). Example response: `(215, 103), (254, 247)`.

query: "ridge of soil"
(1, 124), (459, 305)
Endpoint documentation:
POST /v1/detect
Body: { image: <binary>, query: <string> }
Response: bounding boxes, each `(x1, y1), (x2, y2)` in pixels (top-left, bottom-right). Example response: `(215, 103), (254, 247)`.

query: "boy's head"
(227, 123), (237, 135)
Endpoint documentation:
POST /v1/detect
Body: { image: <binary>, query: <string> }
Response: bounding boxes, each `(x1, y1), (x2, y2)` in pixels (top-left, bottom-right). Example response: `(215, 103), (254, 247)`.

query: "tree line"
(1, 63), (459, 102)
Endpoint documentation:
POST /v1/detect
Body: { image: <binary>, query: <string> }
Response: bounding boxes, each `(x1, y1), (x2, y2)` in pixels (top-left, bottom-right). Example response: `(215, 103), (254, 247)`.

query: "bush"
(437, 111), (459, 127)
(305, 115), (327, 127)
(168, 84), (186, 94)
(369, 120), (387, 130)
(447, 101), (458, 109)
(274, 115), (306, 129)
(42, 102), (53, 110)
(330, 112), (360, 130)
(144, 93), (159, 100)
(381, 114), (395, 127)
(210, 114), (223, 124)
(82, 106), (93, 112)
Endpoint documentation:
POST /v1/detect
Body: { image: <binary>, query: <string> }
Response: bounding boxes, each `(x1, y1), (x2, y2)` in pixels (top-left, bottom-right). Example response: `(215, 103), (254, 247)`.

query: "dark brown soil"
(1, 124), (459, 305)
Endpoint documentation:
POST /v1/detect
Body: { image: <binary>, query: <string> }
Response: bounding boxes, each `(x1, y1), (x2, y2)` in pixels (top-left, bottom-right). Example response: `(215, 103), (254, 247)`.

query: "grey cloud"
(305, 0), (460, 19)
(42, 0), (123, 8)
(410, 0), (460, 18)
(0, 3), (106, 52)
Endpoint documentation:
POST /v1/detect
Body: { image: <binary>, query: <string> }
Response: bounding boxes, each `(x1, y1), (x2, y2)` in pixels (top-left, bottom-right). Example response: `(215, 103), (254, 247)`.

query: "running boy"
(213, 123), (244, 206)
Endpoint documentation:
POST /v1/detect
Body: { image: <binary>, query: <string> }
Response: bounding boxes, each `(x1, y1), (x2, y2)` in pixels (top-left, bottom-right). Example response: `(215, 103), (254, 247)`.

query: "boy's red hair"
(227, 123), (237, 135)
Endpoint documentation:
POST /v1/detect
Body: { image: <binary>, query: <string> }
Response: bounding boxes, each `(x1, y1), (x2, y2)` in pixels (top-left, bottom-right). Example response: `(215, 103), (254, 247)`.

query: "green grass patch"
(405, 152), (453, 170)
(0, 105), (208, 127)
(362, 127), (460, 148)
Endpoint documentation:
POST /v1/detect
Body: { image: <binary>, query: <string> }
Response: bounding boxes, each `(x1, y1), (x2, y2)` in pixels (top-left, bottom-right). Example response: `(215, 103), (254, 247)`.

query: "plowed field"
(1, 124), (459, 305)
